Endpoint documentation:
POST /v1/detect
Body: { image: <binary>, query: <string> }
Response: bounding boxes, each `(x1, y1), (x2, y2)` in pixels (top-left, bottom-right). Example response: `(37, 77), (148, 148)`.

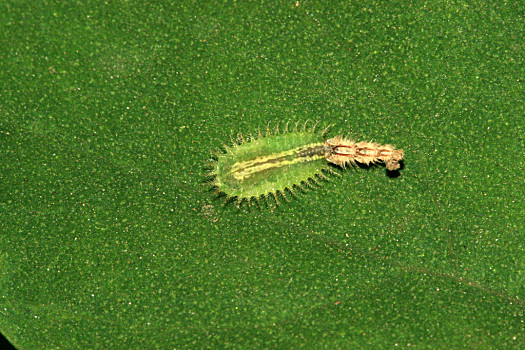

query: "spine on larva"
(325, 135), (404, 171)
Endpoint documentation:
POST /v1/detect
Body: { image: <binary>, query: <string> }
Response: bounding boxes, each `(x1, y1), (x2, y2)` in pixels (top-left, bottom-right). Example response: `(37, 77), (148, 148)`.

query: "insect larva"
(210, 121), (404, 204)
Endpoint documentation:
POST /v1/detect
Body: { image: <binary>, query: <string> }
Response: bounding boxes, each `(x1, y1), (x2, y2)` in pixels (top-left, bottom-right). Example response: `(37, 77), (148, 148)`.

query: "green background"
(1, 1), (524, 348)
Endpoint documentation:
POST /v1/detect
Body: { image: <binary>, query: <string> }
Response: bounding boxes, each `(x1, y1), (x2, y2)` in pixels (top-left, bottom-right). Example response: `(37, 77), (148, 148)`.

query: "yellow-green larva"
(210, 121), (404, 204)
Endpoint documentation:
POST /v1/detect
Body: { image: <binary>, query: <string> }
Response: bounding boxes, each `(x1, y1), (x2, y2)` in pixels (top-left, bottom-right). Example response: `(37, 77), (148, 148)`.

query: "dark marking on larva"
(297, 145), (328, 158)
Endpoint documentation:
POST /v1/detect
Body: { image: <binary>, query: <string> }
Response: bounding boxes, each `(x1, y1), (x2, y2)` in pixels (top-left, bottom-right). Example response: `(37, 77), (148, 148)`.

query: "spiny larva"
(209, 121), (404, 204)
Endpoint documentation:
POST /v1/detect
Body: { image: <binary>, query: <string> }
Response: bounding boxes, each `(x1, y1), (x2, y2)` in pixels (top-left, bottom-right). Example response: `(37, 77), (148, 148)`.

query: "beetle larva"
(210, 121), (404, 204)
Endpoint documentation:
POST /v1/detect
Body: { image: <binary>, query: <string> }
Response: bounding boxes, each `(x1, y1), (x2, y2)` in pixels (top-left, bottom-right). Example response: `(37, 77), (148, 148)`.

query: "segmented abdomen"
(325, 135), (404, 171)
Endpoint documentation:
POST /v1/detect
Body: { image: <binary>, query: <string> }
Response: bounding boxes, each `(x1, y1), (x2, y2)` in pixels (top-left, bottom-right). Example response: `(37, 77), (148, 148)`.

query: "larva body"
(213, 129), (327, 201)
(211, 122), (404, 204)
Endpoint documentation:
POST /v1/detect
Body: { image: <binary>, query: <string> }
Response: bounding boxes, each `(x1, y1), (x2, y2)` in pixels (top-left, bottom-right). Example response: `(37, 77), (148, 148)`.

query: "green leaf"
(1, 1), (524, 348)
